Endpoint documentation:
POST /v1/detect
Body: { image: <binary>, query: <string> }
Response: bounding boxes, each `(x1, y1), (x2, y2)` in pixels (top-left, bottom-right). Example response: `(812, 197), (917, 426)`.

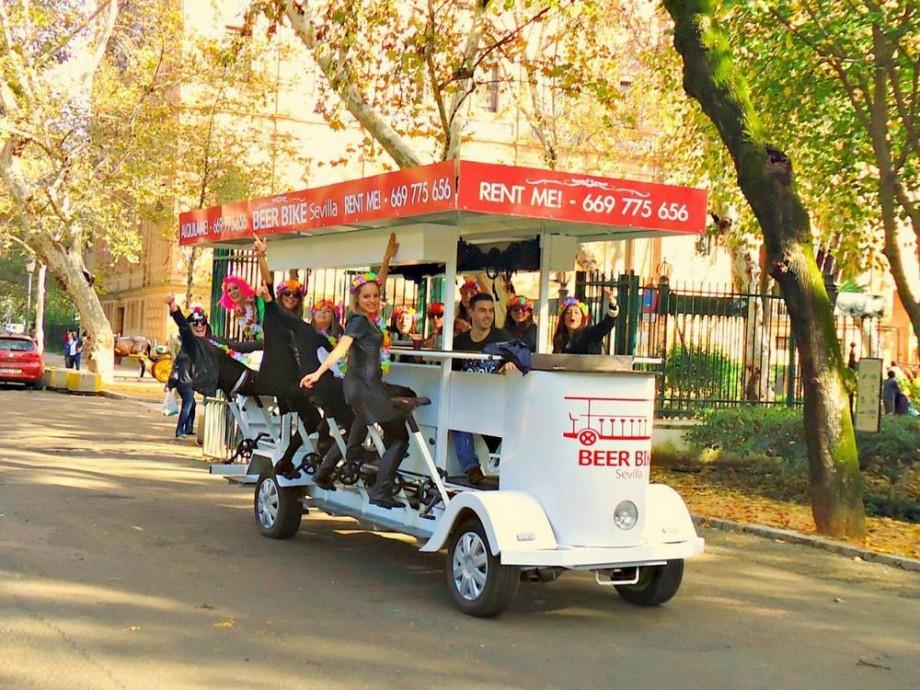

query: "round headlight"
(613, 500), (638, 530)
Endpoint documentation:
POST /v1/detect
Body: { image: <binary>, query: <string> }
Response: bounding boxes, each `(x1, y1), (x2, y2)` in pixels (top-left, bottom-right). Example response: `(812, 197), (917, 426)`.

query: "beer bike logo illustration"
(562, 396), (651, 469)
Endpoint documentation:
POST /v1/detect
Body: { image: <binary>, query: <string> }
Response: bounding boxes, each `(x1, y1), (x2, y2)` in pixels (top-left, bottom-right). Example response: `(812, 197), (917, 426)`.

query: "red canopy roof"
(178, 160), (707, 247)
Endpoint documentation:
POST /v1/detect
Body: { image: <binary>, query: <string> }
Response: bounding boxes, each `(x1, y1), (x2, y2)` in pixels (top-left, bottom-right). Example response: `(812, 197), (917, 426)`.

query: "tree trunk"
(31, 235), (115, 382)
(867, 23), (920, 359)
(185, 246), (199, 308)
(34, 263), (46, 354)
(663, 0), (865, 538)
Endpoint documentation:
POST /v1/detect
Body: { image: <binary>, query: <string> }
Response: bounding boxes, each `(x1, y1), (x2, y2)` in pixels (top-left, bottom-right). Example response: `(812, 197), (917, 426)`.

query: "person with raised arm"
(552, 288), (619, 355)
(165, 295), (259, 399)
(300, 233), (414, 509)
(252, 236), (352, 478)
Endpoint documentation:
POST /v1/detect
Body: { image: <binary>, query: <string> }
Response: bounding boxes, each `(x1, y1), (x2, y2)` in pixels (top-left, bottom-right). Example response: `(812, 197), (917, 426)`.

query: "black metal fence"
(576, 272), (880, 417)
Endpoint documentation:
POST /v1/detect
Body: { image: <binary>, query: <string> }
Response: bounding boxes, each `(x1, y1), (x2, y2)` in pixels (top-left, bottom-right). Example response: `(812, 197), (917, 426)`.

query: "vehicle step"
(210, 464), (250, 475)
(226, 474), (260, 485)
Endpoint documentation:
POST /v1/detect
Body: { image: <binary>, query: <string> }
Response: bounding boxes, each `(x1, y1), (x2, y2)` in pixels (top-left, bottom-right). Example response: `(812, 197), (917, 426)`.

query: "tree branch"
(425, 0), (451, 157)
(76, 0), (119, 91)
(768, 7), (873, 133)
(276, 0), (421, 168)
(37, 0), (116, 65)
(443, 0), (493, 160)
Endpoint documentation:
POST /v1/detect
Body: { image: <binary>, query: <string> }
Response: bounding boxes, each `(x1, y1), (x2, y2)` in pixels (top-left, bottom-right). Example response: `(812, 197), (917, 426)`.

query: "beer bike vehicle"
(181, 161), (708, 617)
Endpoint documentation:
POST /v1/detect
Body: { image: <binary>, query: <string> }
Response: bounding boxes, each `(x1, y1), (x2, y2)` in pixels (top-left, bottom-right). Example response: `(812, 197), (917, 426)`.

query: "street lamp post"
(25, 257), (36, 334)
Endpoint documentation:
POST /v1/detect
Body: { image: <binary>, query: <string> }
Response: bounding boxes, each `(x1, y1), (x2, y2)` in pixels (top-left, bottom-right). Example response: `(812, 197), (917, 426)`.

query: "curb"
(692, 515), (920, 573)
(100, 390), (163, 405)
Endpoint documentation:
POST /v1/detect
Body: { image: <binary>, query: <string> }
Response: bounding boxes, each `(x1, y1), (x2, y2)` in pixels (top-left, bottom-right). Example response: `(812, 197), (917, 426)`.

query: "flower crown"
(188, 306), (208, 324)
(394, 306), (418, 322)
(350, 271), (380, 295)
(276, 278), (305, 297)
(311, 298), (342, 320)
(508, 295), (533, 311)
(559, 296), (589, 317)
(427, 302), (445, 317)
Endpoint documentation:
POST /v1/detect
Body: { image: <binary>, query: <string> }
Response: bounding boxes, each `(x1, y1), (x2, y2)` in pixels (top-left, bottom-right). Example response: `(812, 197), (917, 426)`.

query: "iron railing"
(576, 272), (880, 417)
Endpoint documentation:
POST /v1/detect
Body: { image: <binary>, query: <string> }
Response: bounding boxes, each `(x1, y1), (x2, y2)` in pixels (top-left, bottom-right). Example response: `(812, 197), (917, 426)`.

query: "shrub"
(683, 407), (919, 520)
(858, 416), (920, 468)
(684, 406), (806, 465)
(663, 347), (742, 402)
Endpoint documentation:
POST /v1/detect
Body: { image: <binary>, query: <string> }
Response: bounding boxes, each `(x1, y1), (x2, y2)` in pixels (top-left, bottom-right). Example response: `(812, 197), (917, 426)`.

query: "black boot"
(313, 444), (342, 490)
(369, 440), (408, 509)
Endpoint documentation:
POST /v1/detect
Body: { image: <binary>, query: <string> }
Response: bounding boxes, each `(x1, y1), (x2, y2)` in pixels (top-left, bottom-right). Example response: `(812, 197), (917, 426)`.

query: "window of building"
(485, 65), (500, 113)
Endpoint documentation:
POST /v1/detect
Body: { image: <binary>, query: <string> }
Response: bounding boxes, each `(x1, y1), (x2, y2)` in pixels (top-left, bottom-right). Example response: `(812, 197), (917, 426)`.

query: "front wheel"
(445, 518), (519, 617)
(254, 472), (302, 539)
(615, 560), (684, 606)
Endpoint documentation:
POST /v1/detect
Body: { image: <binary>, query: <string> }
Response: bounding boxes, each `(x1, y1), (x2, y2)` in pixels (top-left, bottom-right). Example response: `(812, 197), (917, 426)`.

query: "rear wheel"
(152, 357), (171, 383)
(30, 378), (45, 391)
(254, 472), (302, 539)
(615, 560), (684, 606)
(445, 518), (519, 617)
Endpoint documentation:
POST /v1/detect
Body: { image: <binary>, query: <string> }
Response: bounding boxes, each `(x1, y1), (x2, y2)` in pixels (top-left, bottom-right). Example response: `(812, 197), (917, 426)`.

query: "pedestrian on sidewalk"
(64, 330), (82, 369)
(167, 346), (195, 438)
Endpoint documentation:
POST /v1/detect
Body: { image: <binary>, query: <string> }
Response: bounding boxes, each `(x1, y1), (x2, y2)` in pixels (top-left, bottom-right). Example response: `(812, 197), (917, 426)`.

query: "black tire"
(254, 472), (302, 539)
(615, 560), (684, 606)
(445, 518), (519, 617)
(30, 379), (45, 391)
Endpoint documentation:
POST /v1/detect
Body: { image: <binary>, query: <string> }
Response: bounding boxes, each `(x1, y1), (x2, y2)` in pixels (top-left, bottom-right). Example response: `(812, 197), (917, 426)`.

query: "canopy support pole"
(435, 230), (458, 471)
(536, 228), (552, 354)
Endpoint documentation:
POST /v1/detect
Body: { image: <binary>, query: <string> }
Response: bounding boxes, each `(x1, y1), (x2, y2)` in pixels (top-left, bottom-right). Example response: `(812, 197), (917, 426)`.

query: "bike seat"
(390, 396), (432, 412)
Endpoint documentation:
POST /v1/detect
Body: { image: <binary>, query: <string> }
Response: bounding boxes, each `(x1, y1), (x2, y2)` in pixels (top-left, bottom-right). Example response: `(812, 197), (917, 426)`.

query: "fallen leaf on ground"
(213, 618), (235, 629)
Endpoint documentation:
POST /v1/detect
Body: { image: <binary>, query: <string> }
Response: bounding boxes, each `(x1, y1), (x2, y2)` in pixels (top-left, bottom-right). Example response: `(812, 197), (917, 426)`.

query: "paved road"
(0, 389), (918, 689)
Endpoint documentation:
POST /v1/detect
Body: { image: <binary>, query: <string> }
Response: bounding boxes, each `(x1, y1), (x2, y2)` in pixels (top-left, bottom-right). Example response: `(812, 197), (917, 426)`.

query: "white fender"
(419, 491), (557, 554)
(644, 484), (699, 545)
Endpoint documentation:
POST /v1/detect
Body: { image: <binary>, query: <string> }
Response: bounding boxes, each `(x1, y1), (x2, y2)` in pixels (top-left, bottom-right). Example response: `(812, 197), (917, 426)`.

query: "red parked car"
(0, 335), (45, 389)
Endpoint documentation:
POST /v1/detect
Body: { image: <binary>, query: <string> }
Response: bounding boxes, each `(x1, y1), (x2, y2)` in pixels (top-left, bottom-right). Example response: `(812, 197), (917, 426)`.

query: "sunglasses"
(279, 290), (301, 298)
(509, 305), (532, 313)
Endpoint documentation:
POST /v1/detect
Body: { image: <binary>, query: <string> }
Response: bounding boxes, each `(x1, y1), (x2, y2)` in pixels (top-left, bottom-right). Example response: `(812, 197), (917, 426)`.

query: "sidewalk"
(44, 351), (166, 402)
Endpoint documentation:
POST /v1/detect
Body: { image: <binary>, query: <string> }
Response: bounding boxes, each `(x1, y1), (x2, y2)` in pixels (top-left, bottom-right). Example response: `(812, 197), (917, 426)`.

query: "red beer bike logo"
(562, 396), (652, 469)
(563, 396), (651, 445)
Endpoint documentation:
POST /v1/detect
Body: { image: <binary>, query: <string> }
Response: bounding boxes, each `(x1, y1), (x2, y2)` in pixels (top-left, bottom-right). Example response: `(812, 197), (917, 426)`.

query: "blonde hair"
(349, 280), (380, 316)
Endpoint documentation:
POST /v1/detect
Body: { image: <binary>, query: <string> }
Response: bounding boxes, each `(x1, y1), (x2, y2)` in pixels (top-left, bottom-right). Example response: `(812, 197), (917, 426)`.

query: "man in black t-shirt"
(452, 294), (516, 484)
(453, 293), (513, 373)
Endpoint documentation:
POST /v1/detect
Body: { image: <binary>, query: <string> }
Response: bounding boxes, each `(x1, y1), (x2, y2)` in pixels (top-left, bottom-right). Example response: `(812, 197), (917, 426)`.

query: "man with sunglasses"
(165, 296), (260, 399)
(423, 302), (446, 349)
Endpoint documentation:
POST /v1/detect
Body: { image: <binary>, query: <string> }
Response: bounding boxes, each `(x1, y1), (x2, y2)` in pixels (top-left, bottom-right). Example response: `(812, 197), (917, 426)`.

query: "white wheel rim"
(257, 478), (280, 529)
(452, 532), (489, 601)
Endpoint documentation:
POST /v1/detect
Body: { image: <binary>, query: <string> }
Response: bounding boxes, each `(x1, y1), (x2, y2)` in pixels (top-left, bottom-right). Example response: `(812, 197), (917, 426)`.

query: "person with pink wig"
(218, 275), (263, 340)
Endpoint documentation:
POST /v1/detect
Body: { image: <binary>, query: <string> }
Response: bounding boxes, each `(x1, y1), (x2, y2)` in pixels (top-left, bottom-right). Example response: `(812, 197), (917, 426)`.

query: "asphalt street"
(0, 389), (918, 689)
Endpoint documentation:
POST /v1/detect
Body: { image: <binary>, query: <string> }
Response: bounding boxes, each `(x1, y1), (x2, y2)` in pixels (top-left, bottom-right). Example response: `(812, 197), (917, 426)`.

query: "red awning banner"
(178, 160), (707, 246)
(456, 161), (708, 235)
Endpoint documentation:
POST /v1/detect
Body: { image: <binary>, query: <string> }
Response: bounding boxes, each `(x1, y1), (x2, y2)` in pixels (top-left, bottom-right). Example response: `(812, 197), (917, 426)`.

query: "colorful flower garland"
(208, 338), (245, 363)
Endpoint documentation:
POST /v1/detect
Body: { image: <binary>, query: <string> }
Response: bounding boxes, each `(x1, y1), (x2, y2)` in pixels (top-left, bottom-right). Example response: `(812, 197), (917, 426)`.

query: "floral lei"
(375, 314), (391, 374)
(338, 314), (391, 374)
(322, 331), (347, 375)
(209, 338), (245, 363)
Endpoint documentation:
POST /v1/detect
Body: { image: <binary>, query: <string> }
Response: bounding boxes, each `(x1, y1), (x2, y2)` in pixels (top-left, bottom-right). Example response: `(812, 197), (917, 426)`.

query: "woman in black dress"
(301, 234), (411, 509)
(253, 237), (352, 478)
(552, 288), (619, 355)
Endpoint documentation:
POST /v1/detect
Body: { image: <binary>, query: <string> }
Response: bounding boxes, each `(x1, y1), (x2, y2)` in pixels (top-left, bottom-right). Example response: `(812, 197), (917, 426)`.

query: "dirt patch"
(654, 466), (920, 560)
